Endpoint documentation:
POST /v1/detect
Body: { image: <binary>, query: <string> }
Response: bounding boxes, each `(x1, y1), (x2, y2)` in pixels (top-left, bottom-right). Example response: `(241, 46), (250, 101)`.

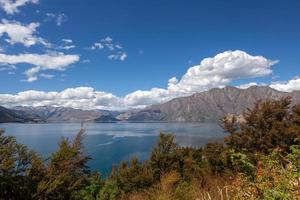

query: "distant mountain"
(94, 115), (120, 123)
(13, 106), (119, 123)
(126, 86), (300, 122)
(0, 106), (40, 123)
(2, 86), (300, 123)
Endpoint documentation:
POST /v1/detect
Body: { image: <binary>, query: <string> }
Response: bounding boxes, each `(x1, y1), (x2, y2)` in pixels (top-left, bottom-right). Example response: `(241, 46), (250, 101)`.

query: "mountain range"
(1, 86), (300, 123)
(127, 86), (300, 122)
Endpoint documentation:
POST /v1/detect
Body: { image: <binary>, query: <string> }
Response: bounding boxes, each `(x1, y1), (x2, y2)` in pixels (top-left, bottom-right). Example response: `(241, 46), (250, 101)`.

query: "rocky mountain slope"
(12, 106), (119, 123)
(126, 86), (300, 122)
(0, 106), (41, 123)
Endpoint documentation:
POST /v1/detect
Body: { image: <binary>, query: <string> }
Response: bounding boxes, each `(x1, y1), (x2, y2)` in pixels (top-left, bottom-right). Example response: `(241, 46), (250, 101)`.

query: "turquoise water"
(0, 123), (225, 174)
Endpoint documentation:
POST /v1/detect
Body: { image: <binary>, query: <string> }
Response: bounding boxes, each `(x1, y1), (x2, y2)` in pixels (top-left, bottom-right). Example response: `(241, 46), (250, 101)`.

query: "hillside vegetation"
(1, 97), (300, 200)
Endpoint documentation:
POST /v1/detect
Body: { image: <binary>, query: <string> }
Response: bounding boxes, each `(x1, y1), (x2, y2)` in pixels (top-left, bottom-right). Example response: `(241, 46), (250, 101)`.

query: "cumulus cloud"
(167, 50), (277, 95)
(124, 50), (278, 107)
(45, 13), (68, 26)
(270, 77), (300, 92)
(0, 87), (122, 110)
(0, 50), (284, 109)
(0, 52), (80, 82)
(0, 0), (38, 14)
(0, 19), (50, 47)
(124, 88), (170, 108)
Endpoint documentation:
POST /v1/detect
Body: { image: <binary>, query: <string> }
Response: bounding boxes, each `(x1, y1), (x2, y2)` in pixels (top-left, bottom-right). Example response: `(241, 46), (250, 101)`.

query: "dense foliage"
(0, 98), (300, 199)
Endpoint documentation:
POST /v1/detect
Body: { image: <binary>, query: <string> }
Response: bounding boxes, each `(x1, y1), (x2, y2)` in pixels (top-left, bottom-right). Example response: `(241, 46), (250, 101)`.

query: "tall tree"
(149, 133), (179, 180)
(0, 129), (45, 200)
(36, 129), (90, 200)
(223, 97), (300, 154)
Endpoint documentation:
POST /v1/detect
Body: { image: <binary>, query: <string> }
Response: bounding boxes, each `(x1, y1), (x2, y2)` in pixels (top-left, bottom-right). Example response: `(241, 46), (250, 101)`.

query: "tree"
(98, 181), (119, 200)
(76, 173), (104, 200)
(203, 142), (229, 175)
(149, 133), (179, 180)
(36, 129), (91, 199)
(223, 97), (300, 155)
(0, 129), (45, 200)
(109, 157), (154, 194)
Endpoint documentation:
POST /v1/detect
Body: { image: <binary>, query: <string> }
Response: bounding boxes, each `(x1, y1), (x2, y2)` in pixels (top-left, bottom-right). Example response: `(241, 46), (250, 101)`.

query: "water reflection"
(0, 122), (225, 173)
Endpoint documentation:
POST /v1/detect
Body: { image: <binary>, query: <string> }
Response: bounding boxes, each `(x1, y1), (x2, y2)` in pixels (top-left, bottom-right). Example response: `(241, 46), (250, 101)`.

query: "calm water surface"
(0, 122), (225, 174)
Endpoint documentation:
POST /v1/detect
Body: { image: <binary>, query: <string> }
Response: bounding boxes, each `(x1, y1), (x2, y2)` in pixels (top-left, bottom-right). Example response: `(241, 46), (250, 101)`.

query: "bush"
(223, 97), (300, 155)
(98, 180), (119, 200)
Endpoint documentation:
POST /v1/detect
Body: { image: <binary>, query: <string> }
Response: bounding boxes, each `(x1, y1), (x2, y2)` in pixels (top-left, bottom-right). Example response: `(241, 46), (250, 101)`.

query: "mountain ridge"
(11, 106), (119, 123)
(1, 86), (300, 123)
(126, 86), (300, 122)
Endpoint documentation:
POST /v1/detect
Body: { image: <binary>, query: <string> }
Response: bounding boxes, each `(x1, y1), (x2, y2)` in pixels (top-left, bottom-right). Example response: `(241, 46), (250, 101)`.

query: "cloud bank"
(2, 50), (296, 110)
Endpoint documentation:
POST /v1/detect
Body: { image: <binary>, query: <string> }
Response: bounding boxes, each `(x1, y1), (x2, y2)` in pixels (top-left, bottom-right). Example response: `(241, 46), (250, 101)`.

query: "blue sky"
(0, 0), (300, 109)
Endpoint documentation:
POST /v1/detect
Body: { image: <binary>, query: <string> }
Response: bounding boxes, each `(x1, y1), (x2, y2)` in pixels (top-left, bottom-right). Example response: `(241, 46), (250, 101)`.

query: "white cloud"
(108, 52), (127, 61)
(0, 19), (50, 47)
(0, 50), (290, 110)
(0, 0), (38, 14)
(122, 50), (277, 107)
(62, 39), (72, 43)
(237, 82), (259, 89)
(105, 43), (114, 51)
(124, 88), (170, 107)
(0, 87), (122, 110)
(57, 38), (75, 50)
(45, 13), (67, 26)
(101, 36), (112, 43)
(167, 50), (277, 96)
(39, 73), (54, 79)
(168, 77), (178, 87)
(89, 36), (127, 61)
(270, 77), (300, 92)
(59, 45), (75, 50)
(115, 44), (122, 49)
(89, 42), (104, 50)
(0, 63), (16, 71)
(119, 52), (127, 61)
(0, 52), (79, 82)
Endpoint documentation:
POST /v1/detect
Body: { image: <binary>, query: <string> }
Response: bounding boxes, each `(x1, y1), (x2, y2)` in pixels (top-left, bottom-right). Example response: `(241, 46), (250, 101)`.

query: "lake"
(0, 122), (225, 174)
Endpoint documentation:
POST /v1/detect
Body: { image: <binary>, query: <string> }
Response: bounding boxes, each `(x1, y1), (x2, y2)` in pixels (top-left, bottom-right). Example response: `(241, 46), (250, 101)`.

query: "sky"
(0, 0), (300, 110)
